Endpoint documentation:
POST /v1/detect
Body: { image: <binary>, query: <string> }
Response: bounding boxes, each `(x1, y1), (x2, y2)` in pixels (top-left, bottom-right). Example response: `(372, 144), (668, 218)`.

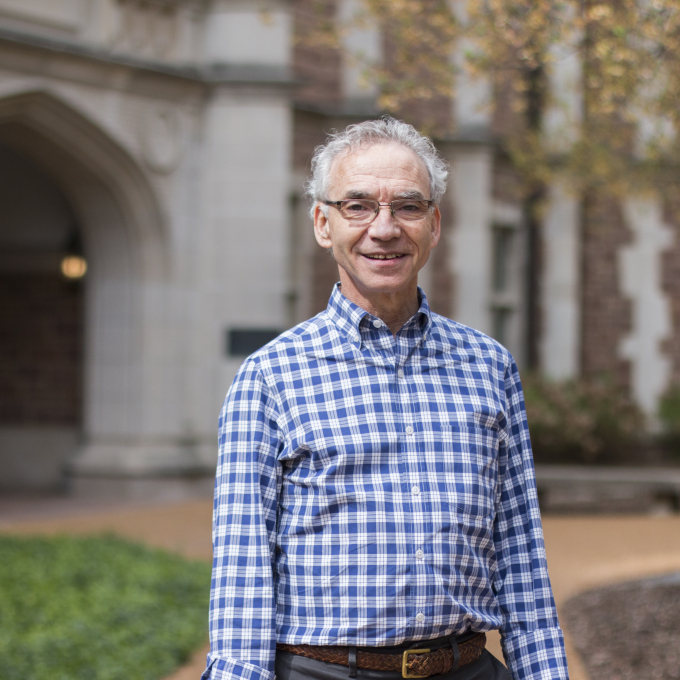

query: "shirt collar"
(326, 283), (433, 349)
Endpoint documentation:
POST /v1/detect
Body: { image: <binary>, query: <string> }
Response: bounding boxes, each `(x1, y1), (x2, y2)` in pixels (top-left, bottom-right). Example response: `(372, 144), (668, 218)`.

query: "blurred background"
(2, 0), (680, 511)
(2, 3), (680, 679)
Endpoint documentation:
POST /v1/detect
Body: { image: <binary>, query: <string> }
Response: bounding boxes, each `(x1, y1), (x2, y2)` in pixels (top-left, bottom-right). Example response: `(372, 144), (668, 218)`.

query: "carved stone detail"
(138, 105), (186, 174)
(110, 0), (182, 60)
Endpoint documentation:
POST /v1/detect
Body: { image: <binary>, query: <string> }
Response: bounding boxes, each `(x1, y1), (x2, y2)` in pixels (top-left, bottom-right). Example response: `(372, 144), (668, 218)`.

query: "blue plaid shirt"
(204, 285), (568, 680)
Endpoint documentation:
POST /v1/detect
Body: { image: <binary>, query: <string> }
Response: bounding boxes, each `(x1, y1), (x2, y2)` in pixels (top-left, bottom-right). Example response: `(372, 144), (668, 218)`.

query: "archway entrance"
(0, 91), (184, 496)
(0, 143), (85, 490)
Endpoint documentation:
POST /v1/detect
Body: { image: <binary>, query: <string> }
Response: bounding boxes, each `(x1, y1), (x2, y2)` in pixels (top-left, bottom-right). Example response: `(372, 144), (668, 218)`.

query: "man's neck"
(338, 273), (420, 336)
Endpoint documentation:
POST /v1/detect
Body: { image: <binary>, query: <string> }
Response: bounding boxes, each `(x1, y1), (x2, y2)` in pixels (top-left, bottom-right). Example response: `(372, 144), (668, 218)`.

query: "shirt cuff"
(201, 655), (276, 680)
(501, 628), (570, 680)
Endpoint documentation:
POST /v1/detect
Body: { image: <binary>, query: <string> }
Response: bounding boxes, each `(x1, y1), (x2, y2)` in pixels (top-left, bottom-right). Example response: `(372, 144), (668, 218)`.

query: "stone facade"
(0, 0), (293, 493)
(662, 191), (680, 387)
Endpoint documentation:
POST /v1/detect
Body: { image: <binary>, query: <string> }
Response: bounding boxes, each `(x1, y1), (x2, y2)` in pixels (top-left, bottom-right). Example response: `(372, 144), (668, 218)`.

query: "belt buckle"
(402, 648), (431, 679)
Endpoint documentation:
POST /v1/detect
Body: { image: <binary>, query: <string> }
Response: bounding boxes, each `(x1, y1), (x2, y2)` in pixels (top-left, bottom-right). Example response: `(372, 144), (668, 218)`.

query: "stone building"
(0, 0), (293, 495)
(0, 0), (675, 496)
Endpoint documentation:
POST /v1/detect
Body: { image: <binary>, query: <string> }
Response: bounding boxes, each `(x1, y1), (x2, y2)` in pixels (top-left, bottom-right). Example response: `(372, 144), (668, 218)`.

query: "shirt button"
(373, 319), (382, 328)
(415, 549), (424, 560)
(405, 426), (414, 435)
(415, 613), (425, 623)
(411, 486), (420, 496)
(398, 369), (404, 379)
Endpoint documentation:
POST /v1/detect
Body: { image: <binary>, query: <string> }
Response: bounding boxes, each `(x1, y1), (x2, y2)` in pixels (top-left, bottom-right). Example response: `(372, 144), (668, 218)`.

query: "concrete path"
(2, 498), (680, 680)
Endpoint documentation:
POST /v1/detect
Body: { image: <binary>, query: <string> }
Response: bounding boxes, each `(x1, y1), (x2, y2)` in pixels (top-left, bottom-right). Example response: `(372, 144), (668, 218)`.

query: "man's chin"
(348, 276), (418, 299)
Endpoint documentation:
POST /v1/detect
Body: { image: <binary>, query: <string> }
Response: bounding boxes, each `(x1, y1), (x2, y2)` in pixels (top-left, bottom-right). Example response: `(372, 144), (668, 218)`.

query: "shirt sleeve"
(202, 359), (283, 680)
(493, 359), (569, 680)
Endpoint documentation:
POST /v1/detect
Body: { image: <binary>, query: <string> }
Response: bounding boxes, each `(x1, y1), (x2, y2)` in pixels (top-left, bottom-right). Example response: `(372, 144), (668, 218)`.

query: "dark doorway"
(0, 144), (85, 490)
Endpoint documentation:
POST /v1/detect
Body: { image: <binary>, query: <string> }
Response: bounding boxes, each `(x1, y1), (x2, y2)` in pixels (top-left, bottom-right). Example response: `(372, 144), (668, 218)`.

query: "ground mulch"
(562, 573), (680, 680)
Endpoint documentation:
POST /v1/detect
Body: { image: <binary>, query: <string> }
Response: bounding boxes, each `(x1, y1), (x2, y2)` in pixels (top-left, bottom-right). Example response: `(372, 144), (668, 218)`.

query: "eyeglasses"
(324, 199), (434, 225)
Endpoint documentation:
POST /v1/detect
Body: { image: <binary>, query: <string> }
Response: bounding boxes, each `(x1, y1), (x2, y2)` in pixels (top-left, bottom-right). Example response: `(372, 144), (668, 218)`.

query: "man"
(203, 117), (569, 680)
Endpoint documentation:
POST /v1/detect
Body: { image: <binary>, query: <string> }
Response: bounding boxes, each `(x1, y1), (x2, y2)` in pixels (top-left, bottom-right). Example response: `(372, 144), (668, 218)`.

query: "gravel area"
(562, 572), (680, 680)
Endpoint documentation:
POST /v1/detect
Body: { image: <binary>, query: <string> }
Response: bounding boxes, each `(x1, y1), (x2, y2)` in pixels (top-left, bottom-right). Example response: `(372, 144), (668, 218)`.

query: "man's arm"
(202, 359), (282, 680)
(493, 359), (569, 680)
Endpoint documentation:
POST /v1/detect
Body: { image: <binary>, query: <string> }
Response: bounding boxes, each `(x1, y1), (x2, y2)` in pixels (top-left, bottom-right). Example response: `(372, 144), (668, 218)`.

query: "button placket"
(397, 335), (426, 636)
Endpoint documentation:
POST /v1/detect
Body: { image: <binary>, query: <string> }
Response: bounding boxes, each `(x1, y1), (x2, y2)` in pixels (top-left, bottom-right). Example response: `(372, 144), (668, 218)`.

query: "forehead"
(327, 142), (430, 197)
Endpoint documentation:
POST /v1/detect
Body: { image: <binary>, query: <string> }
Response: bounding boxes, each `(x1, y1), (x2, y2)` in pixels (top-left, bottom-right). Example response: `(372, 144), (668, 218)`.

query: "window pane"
(492, 308), (512, 346)
(492, 227), (514, 293)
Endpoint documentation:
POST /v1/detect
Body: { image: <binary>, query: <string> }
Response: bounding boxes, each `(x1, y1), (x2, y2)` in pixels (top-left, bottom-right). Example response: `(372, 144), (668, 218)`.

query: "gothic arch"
(0, 89), (178, 477)
(0, 90), (167, 279)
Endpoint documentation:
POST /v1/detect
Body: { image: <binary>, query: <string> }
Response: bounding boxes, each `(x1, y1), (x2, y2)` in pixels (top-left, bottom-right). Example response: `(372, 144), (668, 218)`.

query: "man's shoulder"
(428, 312), (513, 364)
(240, 311), (336, 368)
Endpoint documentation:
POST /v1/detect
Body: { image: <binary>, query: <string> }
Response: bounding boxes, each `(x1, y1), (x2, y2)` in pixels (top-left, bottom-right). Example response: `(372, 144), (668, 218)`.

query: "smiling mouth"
(363, 253), (404, 260)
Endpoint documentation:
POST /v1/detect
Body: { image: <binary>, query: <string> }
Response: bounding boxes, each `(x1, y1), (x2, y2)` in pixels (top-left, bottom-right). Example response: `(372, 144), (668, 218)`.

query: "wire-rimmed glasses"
(324, 198), (434, 225)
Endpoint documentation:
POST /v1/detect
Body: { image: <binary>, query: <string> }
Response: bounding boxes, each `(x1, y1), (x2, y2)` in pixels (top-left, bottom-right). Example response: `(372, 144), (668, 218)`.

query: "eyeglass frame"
(323, 198), (436, 225)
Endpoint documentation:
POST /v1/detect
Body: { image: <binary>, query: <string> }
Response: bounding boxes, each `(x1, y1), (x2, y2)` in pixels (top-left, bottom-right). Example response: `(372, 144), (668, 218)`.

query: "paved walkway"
(2, 496), (680, 680)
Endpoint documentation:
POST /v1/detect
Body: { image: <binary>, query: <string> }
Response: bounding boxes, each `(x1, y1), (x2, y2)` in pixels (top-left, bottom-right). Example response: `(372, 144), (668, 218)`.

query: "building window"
(490, 222), (521, 352)
(492, 226), (514, 294)
(492, 306), (512, 347)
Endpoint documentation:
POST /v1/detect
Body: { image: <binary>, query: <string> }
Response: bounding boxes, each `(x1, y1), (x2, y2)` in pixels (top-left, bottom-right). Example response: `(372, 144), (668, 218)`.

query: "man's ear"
(429, 205), (442, 249)
(313, 204), (333, 249)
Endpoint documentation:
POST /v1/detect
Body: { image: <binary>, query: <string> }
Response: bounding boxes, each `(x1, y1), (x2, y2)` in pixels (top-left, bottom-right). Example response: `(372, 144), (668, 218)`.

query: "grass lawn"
(0, 533), (211, 680)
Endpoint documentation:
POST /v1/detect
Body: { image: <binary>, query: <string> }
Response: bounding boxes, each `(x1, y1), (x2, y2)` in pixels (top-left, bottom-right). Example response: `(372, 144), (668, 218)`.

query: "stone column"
(190, 0), (293, 440)
(620, 197), (673, 420)
(540, 183), (581, 380)
(448, 145), (494, 335)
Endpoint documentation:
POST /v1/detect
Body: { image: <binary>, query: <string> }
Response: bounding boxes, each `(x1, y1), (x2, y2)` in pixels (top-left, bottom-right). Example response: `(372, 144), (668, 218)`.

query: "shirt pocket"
(435, 423), (499, 519)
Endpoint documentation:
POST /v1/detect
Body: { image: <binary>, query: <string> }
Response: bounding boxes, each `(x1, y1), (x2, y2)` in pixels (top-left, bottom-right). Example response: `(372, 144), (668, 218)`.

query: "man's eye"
(398, 202), (422, 212)
(344, 201), (371, 212)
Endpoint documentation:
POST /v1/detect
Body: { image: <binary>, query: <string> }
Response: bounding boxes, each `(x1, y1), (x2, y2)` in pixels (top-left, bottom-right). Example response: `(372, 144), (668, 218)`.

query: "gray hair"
(305, 116), (449, 218)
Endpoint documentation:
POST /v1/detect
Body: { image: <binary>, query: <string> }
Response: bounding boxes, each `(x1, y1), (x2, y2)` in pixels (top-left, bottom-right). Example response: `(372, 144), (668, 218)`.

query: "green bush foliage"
(522, 374), (644, 465)
(0, 534), (210, 680)
(658, 384), (680, 458)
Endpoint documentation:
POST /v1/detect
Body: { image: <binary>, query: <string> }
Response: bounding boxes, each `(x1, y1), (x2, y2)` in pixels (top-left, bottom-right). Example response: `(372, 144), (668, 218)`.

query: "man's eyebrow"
(343, 190), (372, 199)
(340, 189), (429, 200)
(395, 190), (428, 200)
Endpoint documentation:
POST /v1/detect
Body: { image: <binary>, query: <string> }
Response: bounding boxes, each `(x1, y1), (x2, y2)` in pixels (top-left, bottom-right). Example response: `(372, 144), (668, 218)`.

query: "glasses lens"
(392, 200), (431, 221)
(339, 200), (378, 222)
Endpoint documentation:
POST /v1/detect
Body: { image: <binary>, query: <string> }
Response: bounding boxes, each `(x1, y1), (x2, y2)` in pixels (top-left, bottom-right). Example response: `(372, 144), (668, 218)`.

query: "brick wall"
(492, 154), (524, 204)
(427, 183), (454, 318)
(293, 109), (332, 173)
(0, 272), (83, 425)
(580, 194), (632, 387)
(293, 0), (342, 110)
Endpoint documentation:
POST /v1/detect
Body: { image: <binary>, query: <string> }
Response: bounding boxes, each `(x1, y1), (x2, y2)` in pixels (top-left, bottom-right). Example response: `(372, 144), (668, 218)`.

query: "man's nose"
(367, 204), (401, 238)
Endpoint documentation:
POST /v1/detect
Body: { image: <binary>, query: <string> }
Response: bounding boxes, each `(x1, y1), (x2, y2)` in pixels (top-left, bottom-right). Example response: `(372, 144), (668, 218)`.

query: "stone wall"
(662, 190), (680, 386)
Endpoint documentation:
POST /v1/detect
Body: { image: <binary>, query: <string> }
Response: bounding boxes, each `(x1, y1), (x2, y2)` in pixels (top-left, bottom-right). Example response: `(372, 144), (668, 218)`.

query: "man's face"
(313, 142), (441, 301)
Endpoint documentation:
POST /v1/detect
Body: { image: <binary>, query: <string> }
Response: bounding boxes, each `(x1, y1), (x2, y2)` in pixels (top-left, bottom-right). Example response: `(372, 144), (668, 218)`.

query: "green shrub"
(658, 384), (680, 458)
(522, 374), (644, 464)
(0, 534), (210, 680)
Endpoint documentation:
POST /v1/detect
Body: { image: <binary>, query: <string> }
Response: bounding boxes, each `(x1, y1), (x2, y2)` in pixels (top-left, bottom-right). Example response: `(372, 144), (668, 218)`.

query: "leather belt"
(277, 633), (486, 678)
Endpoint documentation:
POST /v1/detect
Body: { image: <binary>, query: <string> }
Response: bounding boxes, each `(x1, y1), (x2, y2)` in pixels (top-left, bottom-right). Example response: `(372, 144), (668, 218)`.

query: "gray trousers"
(275, 649), (512, 680)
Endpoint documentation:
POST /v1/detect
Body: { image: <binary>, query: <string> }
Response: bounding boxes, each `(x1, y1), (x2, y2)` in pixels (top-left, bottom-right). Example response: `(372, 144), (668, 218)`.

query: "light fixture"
(61, 229), (87, 280)
(61, 255), (87, 279)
